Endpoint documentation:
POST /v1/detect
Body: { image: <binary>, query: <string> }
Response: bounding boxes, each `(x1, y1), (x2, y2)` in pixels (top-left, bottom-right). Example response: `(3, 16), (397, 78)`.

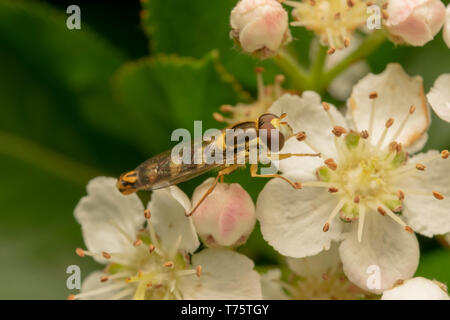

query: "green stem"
(319, 30), (387, 92)
(0, 130), (105, 186)
(272, 49), (309, 92)
(309, 44), (328, 90)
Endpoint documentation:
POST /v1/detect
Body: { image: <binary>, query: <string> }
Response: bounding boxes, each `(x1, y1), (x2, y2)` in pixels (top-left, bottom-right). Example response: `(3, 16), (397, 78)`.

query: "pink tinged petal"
(386, 0), (446, 46)
(339, 212), (419, 294)
(178, 248), (263, 300)
(382, 277), (450, 300)
(347, 63), (430, 151)
(444, 4), (450, 48)
(427, 73), (450, 123)
(399, 150), (450, 237)
(192, 178), (256, 247)
(74, 177), (146, 264)
(287, 242), (341, 278)
(256, 177), (345, 258)
(268, 92), (347, 160)
(148, 186), (199, 254)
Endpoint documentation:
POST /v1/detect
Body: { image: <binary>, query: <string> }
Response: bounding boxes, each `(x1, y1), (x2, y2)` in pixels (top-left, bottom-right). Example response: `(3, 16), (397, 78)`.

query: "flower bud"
(444, 4), (450, 48)
(381, 277), (450, 300)
(192, 178), (256, 247)
(230, 0), (291, 58)
(384, 0), (446, 46)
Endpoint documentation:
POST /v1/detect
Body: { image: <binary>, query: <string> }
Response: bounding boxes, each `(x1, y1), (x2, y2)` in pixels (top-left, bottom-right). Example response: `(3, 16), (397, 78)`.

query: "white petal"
(381, 277), (450, 300)
(339, 212), (419, 294)
(347, 63), (430, 151)
(256, 177), (345, 258)
(268, 92), (346, 159)
(427, 73), (450, 123)
(260, 269), (290, 300)
(286, 242), (340, 278)
(444, 4), (450, 48)
(399, 150), (450, 237)
(179, 248), (262, 300)
(74, 177), (145, 264)
(79, 271), (132, 300)
(148, 186), (199, 254)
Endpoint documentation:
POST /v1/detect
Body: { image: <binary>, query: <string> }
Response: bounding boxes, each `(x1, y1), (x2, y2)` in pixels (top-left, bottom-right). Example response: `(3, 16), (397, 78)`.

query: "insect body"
(117, 113), (319, 215)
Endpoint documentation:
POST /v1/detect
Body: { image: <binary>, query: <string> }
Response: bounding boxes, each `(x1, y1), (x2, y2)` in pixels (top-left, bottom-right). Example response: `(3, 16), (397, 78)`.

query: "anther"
(67, 294), (76, 300)
(149, 244), (156, 253)
(396, 143), (403, 152)
(164, 261), (174, 268)
(328, 187), (339, 193)
(385, 118), (394, 128)
(213, 112), (225, 122)
(296, 131), (307, 142)
(102, 252), (111, 259)
(137, 271), (143, 278)
(323, 223), (330, 232)
(433, 191), (444, 200)
(404, 226), (413, 233)
(334, 12), (341, 20)
(415, 164), (426, 171)
(220, 104), (234, 113)
(344, 38), (350, 48)
(369, 91), (378, 99)
(322, 102), (330, 112)
(294, 182), (303, 189)
(377, 206), (386, 216)
(75, 248), (85, 257)
(332, 126), (347, 137)
(398, 190), (405, 201)
(360, 130), (369, 139)
(196, 265), (202, 277)
(353, 195), (360, 203)
(275, 74), (285, 84)
(100, 276), (109, 282)
(347, 0), (354, 7)
(133, 239), (143, 247)
(144, 209), (151, 219)
(441, 150), (449, 159)
(309, 0), (316, 6)
(389, 141), (398, 152)
(327, 47), (336, 55)
(254, 66), (264, 73)
(324, 158), (337, 171)
(146, 282), (153, 288)
(409, 105), (416, 114)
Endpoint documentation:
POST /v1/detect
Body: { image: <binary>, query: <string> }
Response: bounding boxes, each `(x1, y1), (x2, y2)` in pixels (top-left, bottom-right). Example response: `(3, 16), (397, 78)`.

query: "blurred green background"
(0, 0), (449, 299)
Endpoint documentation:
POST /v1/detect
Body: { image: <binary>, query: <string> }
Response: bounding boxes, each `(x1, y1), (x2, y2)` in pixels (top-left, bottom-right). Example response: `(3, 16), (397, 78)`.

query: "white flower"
(384, 0), (446, 46)
(261, 244), (372, 299)
(230, 0), (291, 58)
(444, 4), (450, 48)
(256, 63), (450, 293)
(192, 178), (256, 247)
(285, 0), (368, 51)
(70, 177), (262, 300)
(381, 277), (450, 300)
(427, 73), (450, 123)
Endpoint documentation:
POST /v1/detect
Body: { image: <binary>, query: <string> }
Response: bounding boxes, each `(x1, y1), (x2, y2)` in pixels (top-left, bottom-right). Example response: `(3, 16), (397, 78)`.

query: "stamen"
(368, 91), (378, 134)
(296, 131), (307, 142)
(375, 118), (394, 150)
(220, 104), (234, 113)
(323, 199), (347, 232)
(324, 158), (337, 170)
(164, 261), (174, 268)
(332, 126), (347, 137)
(102, 252), (111, 259)
(133, 239), (143, 247)
(149, 244), (156, 253)
(360, 130), (369, 139)
(327, 47), (336, 55)
(442, 150), (449, 159)
(196, 265), (202, 277)
(144, 209), (151, 219)
(357, 205), (366, 243)
(75, 248), (85, 257)
(371, 203), (411, 231)
(415, 163), (426, 171)
(322, 102), (337, 127)
(398, 190), (405, 201)
(67, 294), (76, 300)
(100, 276), (109, 282)
(377, 206), (386, 216)
(433, 191), (444, 200)
(328, 187), (339, 193)
(213, 112), (225, 123)
(391, 105), (415, 142)
(353, 195), (360, 203)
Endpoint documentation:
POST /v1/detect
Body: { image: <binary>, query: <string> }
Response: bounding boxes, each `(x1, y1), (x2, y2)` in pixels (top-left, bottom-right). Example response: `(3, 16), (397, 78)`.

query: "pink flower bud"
(230, 0), (291, 58)
(385, 0), (446, 46)
(192, 178), (256, 247)
(444, 4), (450, 48)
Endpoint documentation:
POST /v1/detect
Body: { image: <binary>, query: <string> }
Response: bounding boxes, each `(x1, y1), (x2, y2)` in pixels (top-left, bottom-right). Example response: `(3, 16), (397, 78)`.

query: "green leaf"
(416, 248), (450, 287)
(113, 51), (240, 154)
(140, 0), (282, 90)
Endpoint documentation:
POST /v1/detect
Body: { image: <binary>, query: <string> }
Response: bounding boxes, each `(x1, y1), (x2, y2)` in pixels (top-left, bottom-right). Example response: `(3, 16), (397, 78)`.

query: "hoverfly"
(117, 113), (320, 216)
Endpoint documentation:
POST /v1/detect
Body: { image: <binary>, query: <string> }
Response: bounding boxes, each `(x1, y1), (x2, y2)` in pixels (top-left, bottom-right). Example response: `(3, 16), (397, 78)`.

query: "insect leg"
(250, 164), (302, 189)
(268, 152), (321, 160)
(186, 164), (239, 217)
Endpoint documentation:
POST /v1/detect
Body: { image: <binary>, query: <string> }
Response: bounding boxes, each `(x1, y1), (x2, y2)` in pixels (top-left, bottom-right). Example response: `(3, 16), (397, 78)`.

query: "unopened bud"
(192, 178), (256, 247)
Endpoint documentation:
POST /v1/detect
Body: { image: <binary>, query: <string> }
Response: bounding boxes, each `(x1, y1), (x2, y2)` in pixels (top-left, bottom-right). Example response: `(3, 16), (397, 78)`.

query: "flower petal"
(339, 212), (419, 294)
(268, 92), (346, 160)
(444, 4), (450, 48)
(347, 63), (430, 151)
(78, 271), (132, 300)
(260, 269), (290, 300)
(399, 150), (450, 237)
(148, 186), (199, 254)
(74, 177), (145, 264)
(178, 248), (262, 300)
(286, 242), (340, 278)
(381, 277), (450, 300)
(427, 73), (450, 123)
(256, 177), (345, 258)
